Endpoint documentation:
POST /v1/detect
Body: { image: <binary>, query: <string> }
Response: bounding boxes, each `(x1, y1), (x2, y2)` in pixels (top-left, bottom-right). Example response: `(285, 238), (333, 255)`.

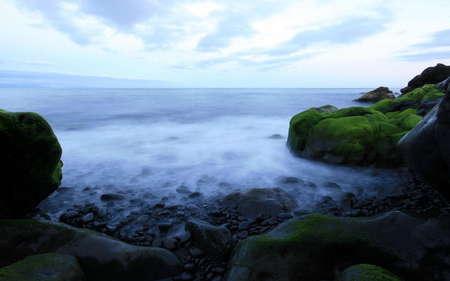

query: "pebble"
(237, 231), (248, 239)
(158, 222), (173, 231)
(189, 247), (205, 258)
(164, 238), (179, 250)
(136, 215), (149, 224)
(238, 221), (250, 230)
(63, 210), (79, 219)
(184, 263), (196, 271)
(278, 213), (294, 219)
(100, 193), (127, 201)
(82, 212), (94, 223)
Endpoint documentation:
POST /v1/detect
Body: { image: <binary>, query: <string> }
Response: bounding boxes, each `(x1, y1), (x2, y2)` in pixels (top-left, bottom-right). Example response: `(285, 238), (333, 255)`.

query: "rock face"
(354, 86), (395, 102)
(399, 77), (450, 199)
(185, 219), (233, 262)
(0, 219), (182, 281)
(0, 253), (86, 281)
(401, 63), (450, 95)
(221, 188), (299, 219)
(224, 211), (450, 281)
(287, 84), (446, 167)
(0, 110), (63, 219)
(336, 264), (401, 281)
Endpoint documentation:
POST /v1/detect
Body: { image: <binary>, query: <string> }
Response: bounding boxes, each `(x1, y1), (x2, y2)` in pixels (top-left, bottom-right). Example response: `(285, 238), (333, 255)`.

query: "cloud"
(196, 13), (257, 52)
(0, 69), (166, 88)
(78, 0), (166, 29)
(266, 15), (389, 56)
(0, 57), (56, 66)
(396, 51), (450, 62)
(413, 28), (450, 48)
(396, 28), (450, 61)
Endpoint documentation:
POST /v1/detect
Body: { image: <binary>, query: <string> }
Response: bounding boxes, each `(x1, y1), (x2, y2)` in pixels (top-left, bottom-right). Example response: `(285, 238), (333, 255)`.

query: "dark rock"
(399, 77), (450, 199)
(237, 231), (248, 239)
(0, 110), (62, 219)
(337, 264), (401, 281)
(237, 221), (250, 230)
(185, 219), (233, 262)
(0, 253), (86, 280)
(354, 86), (395, 102)
(100, 193), (127, 201)
(0, 219), (182, 280)
(188, 247), (205, 258)
(81, 213), (94, 223)
(62, 211), (79, 219)
(221, 188), (299, 220)
(158, 222), (173, 231)
(225, 211), (450, 281)
(401, 63), (450, 95)
(268, 134), (284, 139)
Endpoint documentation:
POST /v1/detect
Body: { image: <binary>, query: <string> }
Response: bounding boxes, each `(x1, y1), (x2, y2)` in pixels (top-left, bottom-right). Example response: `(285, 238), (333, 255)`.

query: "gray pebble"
(238, 221), (250, 230)
(82, 212), (94, 223)
(63, 210), (79, 219)
(158, 222), (172, 231)
(136, 215), (150, 224)
(237, 231), (248, 239)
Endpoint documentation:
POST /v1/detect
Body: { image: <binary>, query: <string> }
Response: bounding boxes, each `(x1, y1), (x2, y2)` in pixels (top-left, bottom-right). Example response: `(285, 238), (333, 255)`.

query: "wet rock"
(353, 86), (394, 102)
(158, 222), (173, 231)
(81, 213), (94, 223)
(337, 264), (401, 281)
(0, 219), (183, 281)
(222, 188), (299, 220)
(185, 219), (233, 262)
(0, 253), (86, 281)
(401, 63), (450, 94)
(136, 215), (150, 224)
(268, 134), (284, 139)
(0, 110), (62, 219)
(100, 193), (127, 201)
(62, 210), (79, 219)
(225, 211), (450, 281)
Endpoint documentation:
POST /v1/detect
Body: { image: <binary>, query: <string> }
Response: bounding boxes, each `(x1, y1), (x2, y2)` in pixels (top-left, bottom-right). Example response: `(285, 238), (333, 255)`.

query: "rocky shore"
(2, 64), (450, 280)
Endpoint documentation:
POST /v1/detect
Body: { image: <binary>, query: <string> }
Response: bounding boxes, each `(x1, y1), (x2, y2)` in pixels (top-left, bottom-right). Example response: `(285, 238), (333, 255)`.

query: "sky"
(1, 0), (450, 88)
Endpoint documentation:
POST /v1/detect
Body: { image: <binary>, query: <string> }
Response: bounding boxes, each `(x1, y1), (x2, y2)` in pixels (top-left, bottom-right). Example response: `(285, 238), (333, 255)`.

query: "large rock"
(401, 63), (450, 94)
(336, 264), (401, 281)
(353, 86), (394, 102)
(0, 219), (182, 280)
(398, 77), (450, 199)
(221, 188), (299, 219)
(224, 211), (450, 281)
(0, 253), (86, 281)
(185, 219), (233, 262)
(0, 110), (63, 219)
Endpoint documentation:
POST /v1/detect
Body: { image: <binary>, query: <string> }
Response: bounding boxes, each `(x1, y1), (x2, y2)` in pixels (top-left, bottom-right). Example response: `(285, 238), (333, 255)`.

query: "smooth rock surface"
(0, 253), (86, 281)
(224, 211), (450, 281)
(0, 219), (182, 281)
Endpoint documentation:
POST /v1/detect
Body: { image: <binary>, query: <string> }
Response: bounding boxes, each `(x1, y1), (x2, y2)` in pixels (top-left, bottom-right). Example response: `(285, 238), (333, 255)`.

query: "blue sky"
(1, 0), (450, 88)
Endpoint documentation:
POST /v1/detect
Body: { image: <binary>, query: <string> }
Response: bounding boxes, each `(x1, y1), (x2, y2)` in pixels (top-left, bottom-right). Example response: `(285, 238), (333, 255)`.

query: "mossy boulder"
(337, 264), (402, 281)
(0, 110), (63, 219)
(286, 84), (447, 167)
(0, 253), (86, 281)
(0, 219), (182, 280)
(224, 211), (450, 281)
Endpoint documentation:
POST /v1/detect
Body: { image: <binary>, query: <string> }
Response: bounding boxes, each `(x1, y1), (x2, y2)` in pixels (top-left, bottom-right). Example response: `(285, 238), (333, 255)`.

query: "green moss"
(339, 264), (402, 281)
(287, 109), (323, 153)
(0, 253), (80, 281)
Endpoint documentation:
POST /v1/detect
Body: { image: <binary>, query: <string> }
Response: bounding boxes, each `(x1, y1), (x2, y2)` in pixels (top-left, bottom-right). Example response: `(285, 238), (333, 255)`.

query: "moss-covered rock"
(0, 110), (63, 219)
(0, 219), (182, 281)
(0, 253), (85, 281)
(286, 84), (445, 167)
(337, 264), (402, 281)
(224, 211), (450, 281)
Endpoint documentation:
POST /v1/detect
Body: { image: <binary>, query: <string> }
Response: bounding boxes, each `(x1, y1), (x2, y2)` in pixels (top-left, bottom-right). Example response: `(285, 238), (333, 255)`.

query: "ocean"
(0, 88), (403, 216)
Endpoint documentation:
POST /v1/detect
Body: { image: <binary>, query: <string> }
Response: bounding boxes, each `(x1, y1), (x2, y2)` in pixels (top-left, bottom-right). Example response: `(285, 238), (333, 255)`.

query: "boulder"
(0, 110), (63, 219)
(401, 63), (450, 95)
(185, 219), (233, 262)
(221, 188), (299, 219)
(336, 264), (401, 281)
(398, 77), (450, 199)
(353, 86), (395, 102)
(0, 253), (86, 281)
(224, 211), (450, 281)
(0, 219), (182, 281)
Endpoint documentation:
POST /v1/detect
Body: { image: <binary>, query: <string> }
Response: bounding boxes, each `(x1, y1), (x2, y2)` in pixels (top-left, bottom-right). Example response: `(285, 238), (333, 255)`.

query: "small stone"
(238, 221), (250, 230)
(176, 187), (192, 194)
(62, 210), (78, 219)
(136, 215), (150, 224)
(97, 208), (108, 218)
(256, 213), (271, 222)
(188, 246), (205, 258)
(188, 192), (203, 199)
(177, 272), (194, 281)
(237, 231), (248, 239)
(187, 204), (202, 215)
(180, 231), (192, 243)
(152, 239), (163, 247)
(163, 238), (179, 250)
(100, 193), (127, 201)
(278, 213), (294, 219)
(184, 262), (196, 271)
(176, 211), (186, 217)
(82, 213), (94, 223)
(158, 222), (173, 231)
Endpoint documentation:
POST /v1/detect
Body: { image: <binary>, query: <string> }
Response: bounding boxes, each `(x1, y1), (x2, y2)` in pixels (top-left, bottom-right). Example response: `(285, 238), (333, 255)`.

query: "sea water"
(0, 88), (403, 214)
